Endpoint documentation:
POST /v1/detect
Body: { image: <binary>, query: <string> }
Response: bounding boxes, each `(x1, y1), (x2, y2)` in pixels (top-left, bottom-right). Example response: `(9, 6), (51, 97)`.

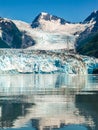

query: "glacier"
(82, 56), (98, 74)
(0, 49), (85, 74)
(0, 49), (97, 74)
(13, 20), (76, 50)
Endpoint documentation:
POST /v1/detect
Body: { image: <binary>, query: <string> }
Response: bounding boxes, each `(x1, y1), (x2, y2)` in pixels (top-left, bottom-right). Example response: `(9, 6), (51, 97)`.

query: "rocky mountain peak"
(84, 10), (98, 23)
(83, 10), (98, 32)
(31, 12), (70, 28)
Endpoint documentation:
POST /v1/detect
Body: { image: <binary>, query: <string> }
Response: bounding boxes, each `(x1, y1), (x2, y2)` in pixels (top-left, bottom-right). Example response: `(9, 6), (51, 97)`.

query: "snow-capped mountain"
(84, 10), (98, 23)
(31, 12), (93, 34)
(0, 11), (98, 51)
(31, 12), (70, 28)
(13, 11), (96, 50)
(83, 10), (98, 32)
(80, 10), (98, 36)
(76, 10), (98, 55)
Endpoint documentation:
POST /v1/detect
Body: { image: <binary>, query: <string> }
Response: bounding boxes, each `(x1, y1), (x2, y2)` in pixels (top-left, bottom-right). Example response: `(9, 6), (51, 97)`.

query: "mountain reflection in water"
(0, 74), (98, 130)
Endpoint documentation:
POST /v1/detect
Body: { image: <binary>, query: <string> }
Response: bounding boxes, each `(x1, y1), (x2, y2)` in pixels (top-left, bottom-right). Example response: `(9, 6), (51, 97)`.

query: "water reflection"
(0, 74), (86, 95)
(0, 74), (98, 130)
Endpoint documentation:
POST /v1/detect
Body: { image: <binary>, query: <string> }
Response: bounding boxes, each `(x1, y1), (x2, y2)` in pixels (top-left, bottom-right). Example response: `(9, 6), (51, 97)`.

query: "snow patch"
(41, 12), (48, 16)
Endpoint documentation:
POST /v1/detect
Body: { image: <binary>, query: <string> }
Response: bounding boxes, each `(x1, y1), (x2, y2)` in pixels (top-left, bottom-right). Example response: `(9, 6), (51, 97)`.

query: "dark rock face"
(0, 38), (10, 48)
(76, 11), (98, 52)
(84, 10), (98, 23)
(76, 32), (98, 58)
(21, 33), (36, 48)
(83, 10), (98, 32)
(31, 12), (70, 28)
(0, 18), (22, 48)
(31, 13), (41, 28)
(0, 18), (36, 48)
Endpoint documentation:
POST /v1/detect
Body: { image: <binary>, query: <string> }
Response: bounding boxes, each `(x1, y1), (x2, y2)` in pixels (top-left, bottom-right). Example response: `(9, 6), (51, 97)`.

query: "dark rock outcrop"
(0, 17), (22, 48)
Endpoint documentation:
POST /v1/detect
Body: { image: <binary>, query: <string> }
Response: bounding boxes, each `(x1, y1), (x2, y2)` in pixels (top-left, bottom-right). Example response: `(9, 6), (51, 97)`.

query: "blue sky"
(0, 0), (98, 23)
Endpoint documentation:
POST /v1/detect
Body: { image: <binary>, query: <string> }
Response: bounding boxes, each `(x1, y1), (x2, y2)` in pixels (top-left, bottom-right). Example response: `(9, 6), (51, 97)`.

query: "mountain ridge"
(0, 10), (98, 54)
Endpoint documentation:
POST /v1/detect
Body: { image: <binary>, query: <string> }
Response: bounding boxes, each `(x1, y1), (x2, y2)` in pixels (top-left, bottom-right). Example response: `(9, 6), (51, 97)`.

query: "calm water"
(0, 74), (98, 130)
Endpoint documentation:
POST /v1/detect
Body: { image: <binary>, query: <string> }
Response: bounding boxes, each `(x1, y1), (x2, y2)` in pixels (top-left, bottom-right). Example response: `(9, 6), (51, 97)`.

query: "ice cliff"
(0, 49), (88, 74)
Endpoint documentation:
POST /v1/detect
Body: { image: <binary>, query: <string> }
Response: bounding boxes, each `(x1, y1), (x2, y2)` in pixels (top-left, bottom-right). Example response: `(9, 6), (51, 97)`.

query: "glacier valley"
(0, 11), (98, 74)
